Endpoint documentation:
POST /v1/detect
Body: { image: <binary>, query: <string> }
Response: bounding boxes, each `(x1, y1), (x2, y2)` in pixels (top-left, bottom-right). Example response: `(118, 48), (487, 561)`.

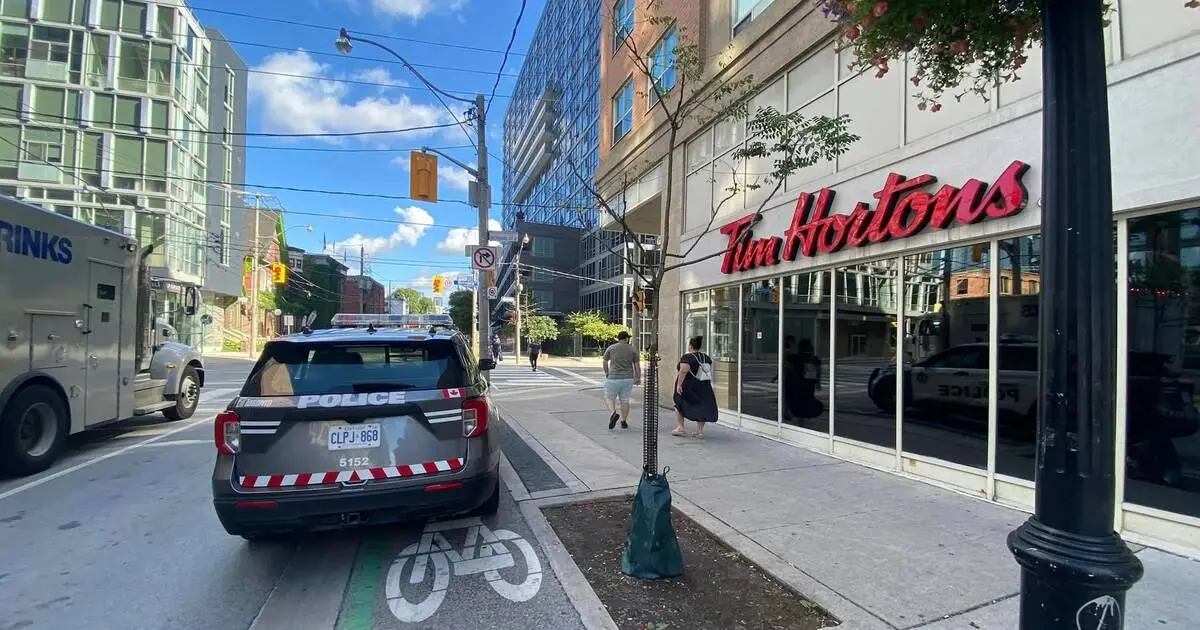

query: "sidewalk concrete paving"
(495, 383), (1197, 630)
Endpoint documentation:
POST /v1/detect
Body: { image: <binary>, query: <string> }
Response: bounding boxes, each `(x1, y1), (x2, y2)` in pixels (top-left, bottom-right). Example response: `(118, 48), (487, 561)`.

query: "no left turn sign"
(469, 245), (498, 271)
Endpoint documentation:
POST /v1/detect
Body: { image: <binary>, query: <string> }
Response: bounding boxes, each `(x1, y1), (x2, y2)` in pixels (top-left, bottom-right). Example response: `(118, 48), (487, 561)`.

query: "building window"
(30, 26), (70, 64)
(225, 67), (235, 106)
(648, 27), (677, 105)
(31, 86), (64, 122)
(119, 0), (146, 35)
(734, 0), (775, 34)
(41, 0), (73, 23)
(612, 79), (633, 143)
(0, 24), (28, 78)
(100, 0), (120, 30)
(532, 237), (555, 258)
(532, 289), (554, 308)
(156, 6), (173, 39)
(118, 38), (149, 92)
(23, 127), (63, 163)
(612, 0), (633, 54)
(955, 278), (969, 295)
(219, 225), (230, 266)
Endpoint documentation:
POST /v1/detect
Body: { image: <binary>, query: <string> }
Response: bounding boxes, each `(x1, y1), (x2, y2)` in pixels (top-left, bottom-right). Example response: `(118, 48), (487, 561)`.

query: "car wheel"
(869, 376), (896, 411)
(474, 478), (501, 516)
(163, 365), (200, 421)
(0, 384), (70, 477)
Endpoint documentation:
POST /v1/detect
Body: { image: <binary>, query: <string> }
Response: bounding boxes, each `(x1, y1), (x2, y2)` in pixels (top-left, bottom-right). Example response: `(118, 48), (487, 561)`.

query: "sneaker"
(620, 420), (629, 429)
(608, 412), (619, 430)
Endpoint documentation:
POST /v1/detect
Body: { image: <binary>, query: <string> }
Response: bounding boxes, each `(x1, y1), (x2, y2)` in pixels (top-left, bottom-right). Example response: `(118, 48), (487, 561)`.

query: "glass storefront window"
(834, 259), (900, 448)
(901, 246), (992, 470)
(995, 235), (1041, 481)
(710, 285), (739, 412)
(781, 271), (831, 433)
(741, 279), (780, 423)
(1125, 210), (1200, 519)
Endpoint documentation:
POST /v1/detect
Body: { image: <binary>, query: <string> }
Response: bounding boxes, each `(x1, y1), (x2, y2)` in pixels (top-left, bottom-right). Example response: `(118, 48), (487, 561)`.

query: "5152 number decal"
(339, 456), (371, 468)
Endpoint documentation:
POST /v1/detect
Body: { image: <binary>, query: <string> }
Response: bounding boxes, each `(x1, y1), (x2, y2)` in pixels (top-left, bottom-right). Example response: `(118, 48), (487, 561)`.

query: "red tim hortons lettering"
(716, 160), (1031, 275)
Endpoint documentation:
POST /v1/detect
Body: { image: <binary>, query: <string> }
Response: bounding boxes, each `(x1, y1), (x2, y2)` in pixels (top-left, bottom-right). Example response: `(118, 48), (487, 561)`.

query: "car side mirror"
(478, 358), (496, 372)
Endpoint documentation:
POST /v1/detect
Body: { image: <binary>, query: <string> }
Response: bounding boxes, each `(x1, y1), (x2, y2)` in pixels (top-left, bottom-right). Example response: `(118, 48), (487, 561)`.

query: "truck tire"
(869, 375), (896, 411)
(163, 365), (200, 422)
(0, 384), (70, 477)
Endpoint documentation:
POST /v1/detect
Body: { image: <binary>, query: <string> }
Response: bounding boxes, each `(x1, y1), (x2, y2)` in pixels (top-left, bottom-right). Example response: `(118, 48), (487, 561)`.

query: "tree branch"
(564, 158), (654, 287)
(660, 175), (787, 274)
(665, 165), (743, 259)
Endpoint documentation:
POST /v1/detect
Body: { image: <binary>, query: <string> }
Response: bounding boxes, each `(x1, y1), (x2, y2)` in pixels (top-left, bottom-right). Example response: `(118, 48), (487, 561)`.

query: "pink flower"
(863, 13), (876, 27)
(950, 40), (969, 54)
(1013, 54), (1027, 69)
(872, 55), (887, 67)
(931, 44), (945, 54)
(912, 15), (928, 29)
(931, 103), (943, 112)
(910, 75), (921, 86)
(844, 1), (856, 12)
(873, 2), (888, 17)
(1186, 0), (1199, 8)
(846, 25), (861, 40)
(875, 67), (888, 78)
(917, 102), (928, 111)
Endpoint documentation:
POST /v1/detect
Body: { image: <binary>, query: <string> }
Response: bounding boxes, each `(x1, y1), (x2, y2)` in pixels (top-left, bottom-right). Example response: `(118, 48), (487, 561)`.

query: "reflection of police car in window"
(211, 313), (501, 541)
(868, 340), (1200, 429)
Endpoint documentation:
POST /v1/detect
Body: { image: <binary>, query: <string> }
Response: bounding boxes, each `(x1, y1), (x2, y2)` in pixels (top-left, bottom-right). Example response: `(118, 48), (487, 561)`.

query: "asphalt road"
(0, 358), (585, 630)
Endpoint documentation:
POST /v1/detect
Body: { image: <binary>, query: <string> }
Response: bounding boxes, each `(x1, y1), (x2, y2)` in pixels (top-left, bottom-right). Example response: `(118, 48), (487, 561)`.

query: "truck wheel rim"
(18, 402), (56, 458)
(181, 377), (198, 409)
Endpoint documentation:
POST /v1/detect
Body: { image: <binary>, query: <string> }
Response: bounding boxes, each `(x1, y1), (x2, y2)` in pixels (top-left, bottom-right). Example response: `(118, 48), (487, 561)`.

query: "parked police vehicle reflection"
(867, 339), (1199, 485)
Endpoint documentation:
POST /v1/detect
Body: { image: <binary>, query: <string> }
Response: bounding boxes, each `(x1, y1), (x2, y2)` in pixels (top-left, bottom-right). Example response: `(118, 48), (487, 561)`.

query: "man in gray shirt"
(602, 331), (641, 430)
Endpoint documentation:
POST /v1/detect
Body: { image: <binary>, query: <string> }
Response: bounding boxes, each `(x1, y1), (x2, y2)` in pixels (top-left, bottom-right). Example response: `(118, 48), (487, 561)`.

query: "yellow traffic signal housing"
(432, 275), (444, 294)
(770, 287), (780, 304)
(271, 261), (287, 284)
(410, 151), (438, 203)
(633, 290), (646, 312)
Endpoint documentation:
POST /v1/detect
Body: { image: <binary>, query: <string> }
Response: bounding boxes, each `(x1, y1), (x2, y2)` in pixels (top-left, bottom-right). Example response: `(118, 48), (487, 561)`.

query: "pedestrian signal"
(410, 151), (438, 203)
(270, 262), (287, 284)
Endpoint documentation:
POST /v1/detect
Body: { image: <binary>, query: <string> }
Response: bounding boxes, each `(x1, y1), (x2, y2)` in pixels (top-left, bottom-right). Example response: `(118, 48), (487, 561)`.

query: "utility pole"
(474, 93), (492, 363)
(515, 258), (523, 366)
(248, 194), (260, 358)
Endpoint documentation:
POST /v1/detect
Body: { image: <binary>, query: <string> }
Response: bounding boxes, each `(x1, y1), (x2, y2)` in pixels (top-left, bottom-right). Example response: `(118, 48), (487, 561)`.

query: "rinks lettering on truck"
(0, 220), (73, 264)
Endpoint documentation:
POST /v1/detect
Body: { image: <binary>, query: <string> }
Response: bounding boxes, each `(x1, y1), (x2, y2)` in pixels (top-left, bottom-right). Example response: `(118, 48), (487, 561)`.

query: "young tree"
(521, 314), (560, 344)
(390, 287), (436, 314)
(565, 310), (629, 347)
(570, 15), (857, 467)
(569, 11), (857, 581)
(447, 289), (474, 332)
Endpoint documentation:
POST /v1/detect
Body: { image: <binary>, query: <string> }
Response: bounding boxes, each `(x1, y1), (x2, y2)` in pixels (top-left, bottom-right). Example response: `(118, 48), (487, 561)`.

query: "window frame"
(648, 27), (678, 106)
(30, 25), (71, 64)
(612, 78), (633, 143)
(612, 0), (634, 56)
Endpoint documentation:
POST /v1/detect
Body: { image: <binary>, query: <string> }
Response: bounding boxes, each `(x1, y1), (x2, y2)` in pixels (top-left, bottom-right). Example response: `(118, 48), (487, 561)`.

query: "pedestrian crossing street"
(486, 362), (575, 392)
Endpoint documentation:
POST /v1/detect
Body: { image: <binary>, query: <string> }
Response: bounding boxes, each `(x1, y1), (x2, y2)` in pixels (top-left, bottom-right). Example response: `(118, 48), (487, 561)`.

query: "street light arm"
(420, 146), (478, 179)
(338, 29), (475, 105)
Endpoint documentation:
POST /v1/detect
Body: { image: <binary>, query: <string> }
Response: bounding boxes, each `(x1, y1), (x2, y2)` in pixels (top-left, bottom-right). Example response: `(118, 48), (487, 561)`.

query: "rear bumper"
(212, 466), (499, 536)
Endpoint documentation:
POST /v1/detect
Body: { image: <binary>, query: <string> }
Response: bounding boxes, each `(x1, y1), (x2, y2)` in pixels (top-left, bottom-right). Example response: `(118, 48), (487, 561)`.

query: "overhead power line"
(0, 106), (465, 138)
(487, 0), (528, 117)
(189, 5), (529, 57)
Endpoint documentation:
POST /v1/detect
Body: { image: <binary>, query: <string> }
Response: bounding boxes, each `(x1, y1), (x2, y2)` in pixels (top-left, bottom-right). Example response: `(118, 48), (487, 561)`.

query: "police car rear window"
(243, 341), (467, 397)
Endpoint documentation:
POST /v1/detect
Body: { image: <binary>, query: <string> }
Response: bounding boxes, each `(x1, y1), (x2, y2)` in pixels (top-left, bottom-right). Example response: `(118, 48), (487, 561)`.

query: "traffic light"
(270, 261), (287, 284)
(971, 243), (985, 263)
(770, 287), (780, 304)
(633, 290), (646, 312)
(432, 275), (444, 294)
(409, 151), (438, 203)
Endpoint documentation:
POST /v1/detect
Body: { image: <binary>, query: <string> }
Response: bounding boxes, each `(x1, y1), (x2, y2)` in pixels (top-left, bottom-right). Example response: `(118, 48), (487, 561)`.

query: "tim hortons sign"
(718, 160), (1031, 274)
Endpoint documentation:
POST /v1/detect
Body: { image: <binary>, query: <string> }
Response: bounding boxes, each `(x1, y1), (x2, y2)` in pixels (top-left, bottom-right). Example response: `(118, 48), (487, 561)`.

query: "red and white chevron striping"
(238, 458), (464, 488)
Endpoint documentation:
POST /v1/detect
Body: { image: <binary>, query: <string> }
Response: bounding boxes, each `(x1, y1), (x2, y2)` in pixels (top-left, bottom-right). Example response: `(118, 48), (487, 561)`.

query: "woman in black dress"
(672, 336), (719, 438)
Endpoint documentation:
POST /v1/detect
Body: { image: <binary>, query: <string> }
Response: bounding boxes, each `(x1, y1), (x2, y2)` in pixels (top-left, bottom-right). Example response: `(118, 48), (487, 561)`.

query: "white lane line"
(541, 366), (601, 386)
(0, 388), (241, 502)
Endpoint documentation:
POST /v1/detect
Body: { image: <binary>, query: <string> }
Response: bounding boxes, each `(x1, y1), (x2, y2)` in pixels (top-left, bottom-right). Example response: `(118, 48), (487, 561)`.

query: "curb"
(519, 491), (635, 630)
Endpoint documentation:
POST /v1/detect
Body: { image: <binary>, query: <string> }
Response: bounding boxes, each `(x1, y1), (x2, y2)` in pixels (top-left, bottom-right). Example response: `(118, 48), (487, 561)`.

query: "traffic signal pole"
(248, 194), (260, 357)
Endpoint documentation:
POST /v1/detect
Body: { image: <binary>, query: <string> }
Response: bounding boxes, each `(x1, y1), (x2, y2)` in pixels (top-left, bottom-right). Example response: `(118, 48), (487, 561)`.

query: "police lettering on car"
(937, 384), (1020, 401)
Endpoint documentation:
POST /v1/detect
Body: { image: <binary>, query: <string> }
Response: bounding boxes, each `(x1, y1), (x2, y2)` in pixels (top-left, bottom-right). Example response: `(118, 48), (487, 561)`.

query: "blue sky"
(194, 0), (542, 296)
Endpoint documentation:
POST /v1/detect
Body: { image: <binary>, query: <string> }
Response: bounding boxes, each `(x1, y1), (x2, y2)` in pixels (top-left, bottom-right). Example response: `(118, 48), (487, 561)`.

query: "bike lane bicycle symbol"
(385, 516), (543, 623)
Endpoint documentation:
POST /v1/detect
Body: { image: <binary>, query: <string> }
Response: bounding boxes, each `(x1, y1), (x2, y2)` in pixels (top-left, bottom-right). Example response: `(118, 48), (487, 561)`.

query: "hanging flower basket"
(815, 1), (1198, 110)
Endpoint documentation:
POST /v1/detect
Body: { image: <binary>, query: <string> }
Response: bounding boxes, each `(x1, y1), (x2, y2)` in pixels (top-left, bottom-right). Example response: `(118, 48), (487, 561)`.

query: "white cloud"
(351, 67), (408, 93)
(325, 206), (435, 273)
(437, 219), (502, 255)
(391, 155), (474, 191)
(248, 50), (445, 139)
(372, 0), (467, 20)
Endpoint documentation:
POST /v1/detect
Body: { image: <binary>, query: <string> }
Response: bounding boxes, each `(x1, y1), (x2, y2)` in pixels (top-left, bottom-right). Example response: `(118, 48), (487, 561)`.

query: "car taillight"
(215, 411), (241, 454)
(462, 397), (489, 438)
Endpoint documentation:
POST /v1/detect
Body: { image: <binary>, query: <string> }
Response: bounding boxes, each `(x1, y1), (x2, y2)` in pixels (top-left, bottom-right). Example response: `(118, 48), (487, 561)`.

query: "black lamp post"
(1006, 0), (1144, 627)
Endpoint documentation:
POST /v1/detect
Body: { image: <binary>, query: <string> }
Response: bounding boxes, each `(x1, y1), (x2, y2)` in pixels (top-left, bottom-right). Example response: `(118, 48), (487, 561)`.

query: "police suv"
(211, 314), (500, 540)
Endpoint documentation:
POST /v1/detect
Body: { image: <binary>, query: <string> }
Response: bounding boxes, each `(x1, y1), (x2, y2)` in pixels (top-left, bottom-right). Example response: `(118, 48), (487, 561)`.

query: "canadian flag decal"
(443, 388), (461, 399)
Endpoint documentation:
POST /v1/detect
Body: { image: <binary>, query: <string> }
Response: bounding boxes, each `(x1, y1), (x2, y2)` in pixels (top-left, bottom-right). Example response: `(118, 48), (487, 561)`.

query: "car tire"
(474, 478), (501, 516)
(0, 384), (70, 477)
(163, 365), (200, 422)
(869, 376), (896, 411)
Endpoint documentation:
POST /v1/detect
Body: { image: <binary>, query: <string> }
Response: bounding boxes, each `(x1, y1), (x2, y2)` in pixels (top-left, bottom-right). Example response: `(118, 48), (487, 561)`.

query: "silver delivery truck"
(1, 196), (205, 477)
